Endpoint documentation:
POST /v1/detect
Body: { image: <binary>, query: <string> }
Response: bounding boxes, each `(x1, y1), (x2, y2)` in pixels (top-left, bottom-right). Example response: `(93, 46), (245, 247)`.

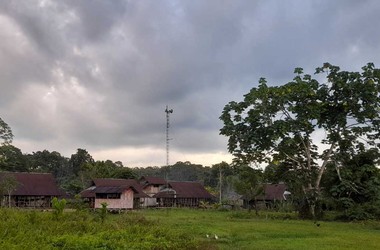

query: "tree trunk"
(254, 199), (259, 216)
(315, 143), (335, 190)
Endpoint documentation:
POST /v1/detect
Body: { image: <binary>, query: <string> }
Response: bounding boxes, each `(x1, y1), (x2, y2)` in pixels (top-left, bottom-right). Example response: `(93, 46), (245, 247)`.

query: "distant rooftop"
(0, 172), (64, 196)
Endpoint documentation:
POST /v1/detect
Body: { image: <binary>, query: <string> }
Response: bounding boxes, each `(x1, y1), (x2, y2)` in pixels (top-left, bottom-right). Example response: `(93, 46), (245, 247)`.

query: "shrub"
(26, 210), (38, 225)
(99, 202), (108, 223)
(51, 197), (67, 220)
(335, 201), (380, 221)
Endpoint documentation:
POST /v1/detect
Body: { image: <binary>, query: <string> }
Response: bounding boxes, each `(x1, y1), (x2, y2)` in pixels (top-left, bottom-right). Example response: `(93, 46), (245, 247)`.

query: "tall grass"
(0, 208), (202, 249)
(0, 208), (379, 249)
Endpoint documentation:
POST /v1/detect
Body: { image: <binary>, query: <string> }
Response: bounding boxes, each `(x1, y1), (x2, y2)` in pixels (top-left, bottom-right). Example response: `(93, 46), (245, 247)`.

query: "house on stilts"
(0, 172), (64, 208)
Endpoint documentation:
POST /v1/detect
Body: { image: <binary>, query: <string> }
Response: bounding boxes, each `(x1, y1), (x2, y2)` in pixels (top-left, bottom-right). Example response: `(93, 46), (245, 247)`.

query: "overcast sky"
(1, 0), (380, 167)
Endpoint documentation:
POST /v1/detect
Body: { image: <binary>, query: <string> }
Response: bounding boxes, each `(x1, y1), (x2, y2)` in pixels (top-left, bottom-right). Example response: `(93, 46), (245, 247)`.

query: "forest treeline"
(1, 143), (380, 220)
(0, 144), (235, 196)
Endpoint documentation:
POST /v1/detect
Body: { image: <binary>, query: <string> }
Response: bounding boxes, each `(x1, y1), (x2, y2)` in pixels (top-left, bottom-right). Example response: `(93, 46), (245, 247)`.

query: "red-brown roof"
(255, 183), (288, 201)
(0, 172), (63, 196)
(154, 181), (214, 199)
(139, 176), (167, 185)
(80, 186), (96, 198)
(80, 178), (148, 198)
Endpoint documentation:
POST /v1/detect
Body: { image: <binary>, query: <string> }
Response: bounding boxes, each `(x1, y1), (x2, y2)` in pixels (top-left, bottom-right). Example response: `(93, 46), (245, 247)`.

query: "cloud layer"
(1, 0), (380, 166)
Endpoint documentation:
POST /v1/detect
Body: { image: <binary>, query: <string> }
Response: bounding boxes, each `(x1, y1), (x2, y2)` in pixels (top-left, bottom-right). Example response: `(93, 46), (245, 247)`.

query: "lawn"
(0, 208), (379, 249)
(144, 209), (380, 250)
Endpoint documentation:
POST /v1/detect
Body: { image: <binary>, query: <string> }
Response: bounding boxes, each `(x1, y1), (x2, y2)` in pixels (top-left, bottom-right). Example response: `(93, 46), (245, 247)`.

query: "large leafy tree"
(220, 63), (380, 218)
(26, 150), (70, 179)
(209, 162), (235, 203)
(322, 148), (380, 219)
(234, 166), (264, 214)
(69, 148), (95, 176)
(0, 117), (13, 146)
(0, 145), (28, 172)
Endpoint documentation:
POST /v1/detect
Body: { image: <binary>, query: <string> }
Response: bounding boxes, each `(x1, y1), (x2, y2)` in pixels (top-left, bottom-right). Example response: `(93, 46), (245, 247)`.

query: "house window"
(96, 193), (121, 199)
(107, 193), (121, 199)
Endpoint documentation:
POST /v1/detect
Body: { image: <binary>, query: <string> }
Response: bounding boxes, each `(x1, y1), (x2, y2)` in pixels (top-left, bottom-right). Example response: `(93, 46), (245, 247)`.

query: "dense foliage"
(322, 149), (380, 220)
(0, 117), (13, 145)
(220, 63), (380, 218)
(0, 141), (233, 198)
(233, 166), (264, 214)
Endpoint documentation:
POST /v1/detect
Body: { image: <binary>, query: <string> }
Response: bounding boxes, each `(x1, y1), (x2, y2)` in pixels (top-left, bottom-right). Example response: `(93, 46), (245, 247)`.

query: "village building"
(80, 178), (215, 209)
(261, 183), (291, 202)
(0, 172), (64, 208)
(244, 183), (291, 209)
(139, 176), (167, 207)
(80, 178), (148, 210)
(154, 181), (215, 207)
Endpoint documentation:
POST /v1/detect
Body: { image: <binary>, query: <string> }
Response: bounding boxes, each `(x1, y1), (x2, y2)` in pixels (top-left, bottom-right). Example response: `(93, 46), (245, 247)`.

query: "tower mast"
(165, 105), (173, 172)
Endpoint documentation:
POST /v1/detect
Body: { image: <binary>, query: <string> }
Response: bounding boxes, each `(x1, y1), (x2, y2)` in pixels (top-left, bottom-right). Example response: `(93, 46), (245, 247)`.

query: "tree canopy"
(220, 63), (380, 217)
(0, 117), (13, 145)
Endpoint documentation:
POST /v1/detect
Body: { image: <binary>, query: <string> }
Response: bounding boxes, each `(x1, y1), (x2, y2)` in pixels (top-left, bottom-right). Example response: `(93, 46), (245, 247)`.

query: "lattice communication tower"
(165, 106), (173, 168)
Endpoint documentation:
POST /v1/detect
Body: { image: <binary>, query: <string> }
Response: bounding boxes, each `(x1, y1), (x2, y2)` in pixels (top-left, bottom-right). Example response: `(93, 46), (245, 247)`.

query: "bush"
(51, 197), (67, 220)
(26, 210), (39, 225)
(99, 202), (108, 223)
(335, 202), (380, 221)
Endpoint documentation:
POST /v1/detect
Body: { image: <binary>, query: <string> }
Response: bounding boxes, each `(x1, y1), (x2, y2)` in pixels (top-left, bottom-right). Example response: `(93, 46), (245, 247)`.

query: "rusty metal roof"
(93, 186), (125, 194)
(139, 176), (167, 185)
(254, 183), (288, 201)
(0, 172), (64, 196)
(81, 178), (148, 198)
(80, 186), (96, 198)
(154, 181), (214, 199)
(263, 183), (288, 200)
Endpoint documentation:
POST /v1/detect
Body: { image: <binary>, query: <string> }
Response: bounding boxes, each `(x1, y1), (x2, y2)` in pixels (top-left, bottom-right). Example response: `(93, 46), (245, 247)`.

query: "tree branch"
(284, 152), (305, 169)
(315, 142), (336, 189)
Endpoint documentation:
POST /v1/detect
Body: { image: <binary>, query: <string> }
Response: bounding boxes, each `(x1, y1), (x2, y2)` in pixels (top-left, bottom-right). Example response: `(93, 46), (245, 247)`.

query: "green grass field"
(0, 208), (379, 249)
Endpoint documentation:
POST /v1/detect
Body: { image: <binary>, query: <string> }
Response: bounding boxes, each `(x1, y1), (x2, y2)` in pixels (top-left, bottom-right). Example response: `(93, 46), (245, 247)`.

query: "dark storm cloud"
(64, 0), (127, 41)
(1, 0), (380, 165)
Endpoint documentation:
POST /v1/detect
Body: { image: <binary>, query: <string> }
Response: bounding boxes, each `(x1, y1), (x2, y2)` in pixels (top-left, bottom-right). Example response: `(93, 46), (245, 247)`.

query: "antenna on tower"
(165, 105), (173, 180)
(165, 105), (173, 184)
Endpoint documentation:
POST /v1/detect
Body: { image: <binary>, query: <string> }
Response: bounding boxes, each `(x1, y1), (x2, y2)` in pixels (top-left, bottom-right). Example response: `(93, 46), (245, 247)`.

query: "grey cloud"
(63, 0), (127, 41)
(1, 0), (380, 165)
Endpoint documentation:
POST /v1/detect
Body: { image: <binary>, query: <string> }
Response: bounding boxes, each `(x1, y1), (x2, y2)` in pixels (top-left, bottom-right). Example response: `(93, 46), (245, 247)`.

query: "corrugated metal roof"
(81, 178), (148, 198)
(80, 187), (96, 198)
(264, 183), (288, 200)
(0, 172), (64, 196)
(139, 176), (167, 185)
(93, 178), (132, 187)
(94, 186), (125, 194)
(154, 181), (214, 199)
(255, 183), (288, 201)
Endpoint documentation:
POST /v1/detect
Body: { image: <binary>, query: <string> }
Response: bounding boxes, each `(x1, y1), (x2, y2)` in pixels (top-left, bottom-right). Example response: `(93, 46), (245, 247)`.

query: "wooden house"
(154, 181), (214, 207)
(139, 176), (167, 207)
(0, 172), (64, 208)
(261, 183), (290, 202)
(80, 178), (148, 210)
(244, 183), (291, 209)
